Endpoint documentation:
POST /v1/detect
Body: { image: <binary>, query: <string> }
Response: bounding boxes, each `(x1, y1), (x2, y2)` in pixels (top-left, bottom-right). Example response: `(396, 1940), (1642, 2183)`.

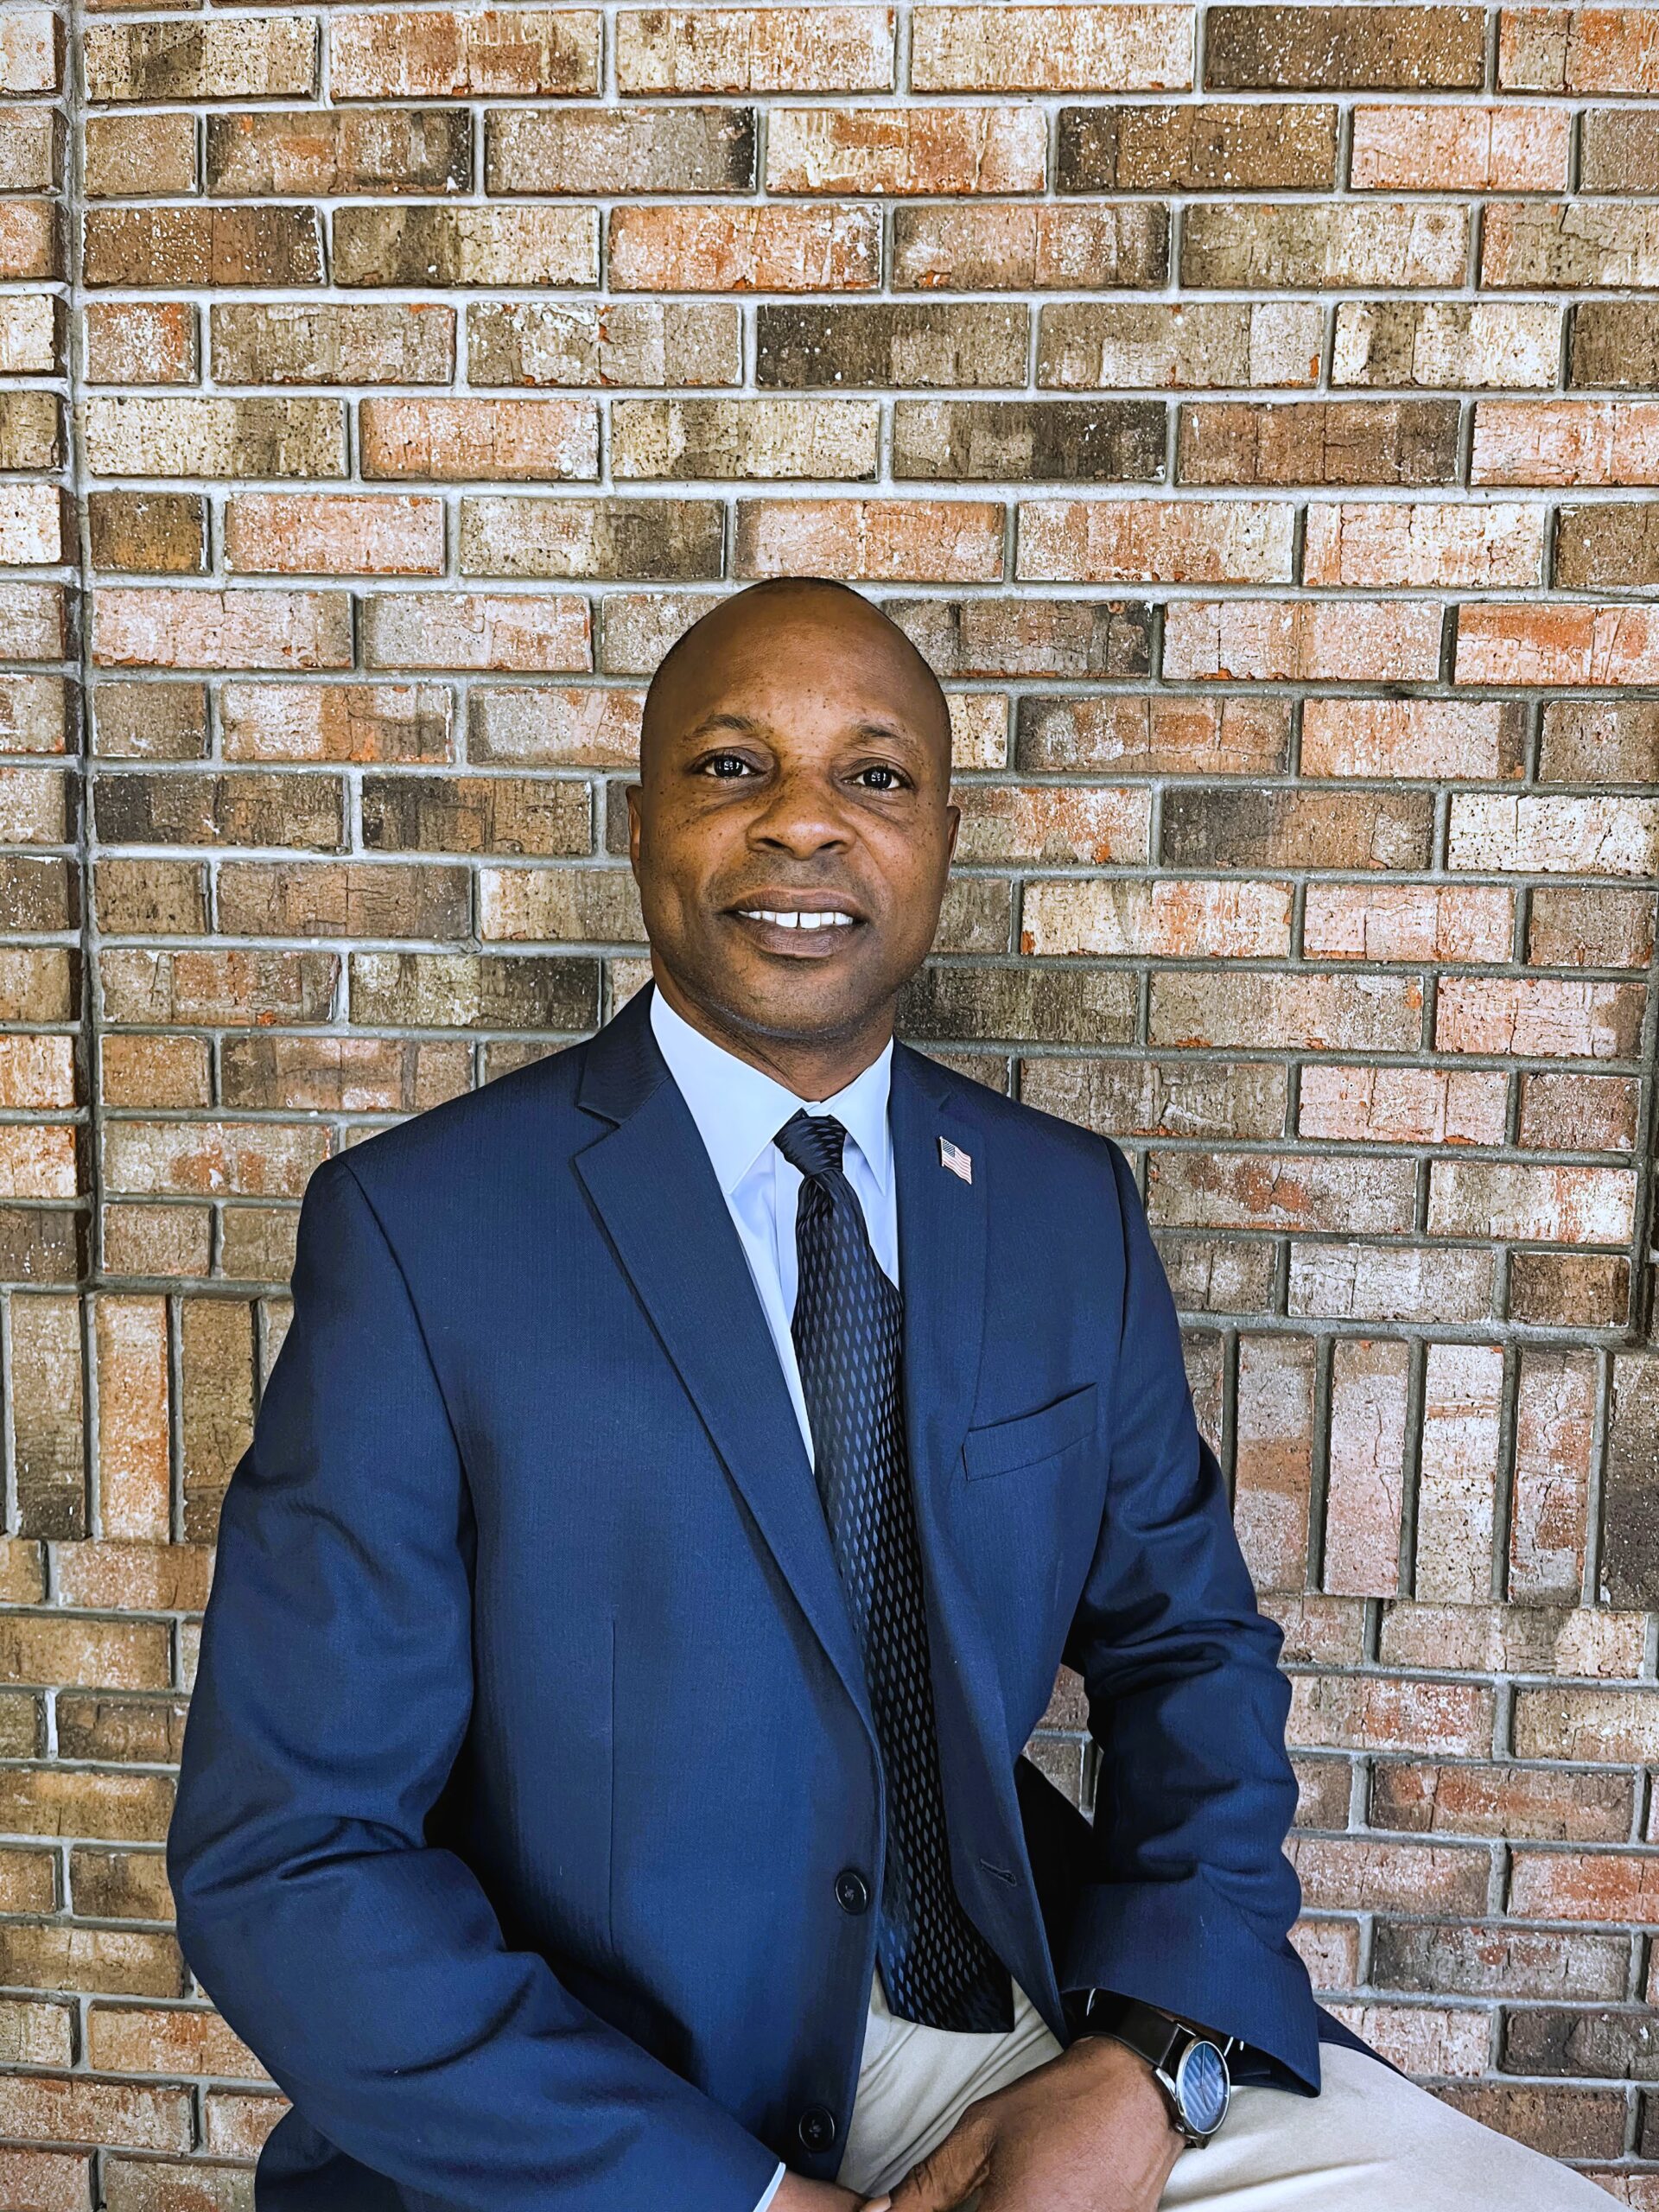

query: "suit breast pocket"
(962, 1380), (1098, 1483)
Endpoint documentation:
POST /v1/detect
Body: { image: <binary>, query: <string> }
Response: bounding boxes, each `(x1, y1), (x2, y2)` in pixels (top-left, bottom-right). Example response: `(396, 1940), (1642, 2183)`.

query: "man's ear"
(624, 782), (641, 869)
(944, 800), (960, 864)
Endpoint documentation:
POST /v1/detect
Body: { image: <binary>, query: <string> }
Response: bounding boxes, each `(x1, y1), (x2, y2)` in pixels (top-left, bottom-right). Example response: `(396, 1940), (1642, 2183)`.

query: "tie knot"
(773, 1109), (848, 1184)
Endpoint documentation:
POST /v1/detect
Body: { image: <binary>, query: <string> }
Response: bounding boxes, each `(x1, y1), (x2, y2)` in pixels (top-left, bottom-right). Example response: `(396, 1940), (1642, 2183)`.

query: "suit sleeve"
(1057, 1141), (1320, 2094)
(167, 1154), (783, 2212)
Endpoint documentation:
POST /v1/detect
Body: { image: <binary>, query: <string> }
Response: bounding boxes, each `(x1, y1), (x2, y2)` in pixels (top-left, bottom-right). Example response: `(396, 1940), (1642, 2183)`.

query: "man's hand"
(771, 2172), (892, 2211)
(883, 2033), (1185, 2212)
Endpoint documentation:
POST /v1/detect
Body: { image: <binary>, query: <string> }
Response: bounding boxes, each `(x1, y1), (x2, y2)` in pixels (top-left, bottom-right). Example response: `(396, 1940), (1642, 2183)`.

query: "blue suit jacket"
(168, 978), (1370, 2211)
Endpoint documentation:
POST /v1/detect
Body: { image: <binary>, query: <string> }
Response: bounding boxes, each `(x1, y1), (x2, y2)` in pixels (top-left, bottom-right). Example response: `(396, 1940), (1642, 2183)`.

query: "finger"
(884, 2128), (988, 2212)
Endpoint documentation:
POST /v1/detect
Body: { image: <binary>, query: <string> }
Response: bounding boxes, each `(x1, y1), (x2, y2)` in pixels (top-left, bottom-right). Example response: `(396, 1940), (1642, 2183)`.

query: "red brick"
(909, 5), (1194, 91)
(329, 10), (600, 98)
(609, 205), (880, 291)
(734, 499), (1002, 582)
(614, 8), (894, 92)
(765, 106), (1046, 194)
(1164, 599), (1443, 682)
(1323, 1338), (1410, 1595)
(224, 494), (444, 576)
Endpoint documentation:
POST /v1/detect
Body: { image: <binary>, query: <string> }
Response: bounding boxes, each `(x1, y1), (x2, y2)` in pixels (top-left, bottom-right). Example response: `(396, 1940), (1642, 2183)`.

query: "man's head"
(626, 579), (957, 1078)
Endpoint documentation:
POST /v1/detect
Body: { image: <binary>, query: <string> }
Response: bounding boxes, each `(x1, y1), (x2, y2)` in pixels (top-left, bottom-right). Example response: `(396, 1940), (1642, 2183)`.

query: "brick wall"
(0, 0), (1656, 2198)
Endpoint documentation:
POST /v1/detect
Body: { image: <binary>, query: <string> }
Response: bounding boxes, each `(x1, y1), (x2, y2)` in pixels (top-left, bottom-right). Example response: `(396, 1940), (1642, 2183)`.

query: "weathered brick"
(1039, 302), (1321, 389)
(612, 397), (878, 480)
(335, 207), (598, 289)
(85, 20), (317, 104)
(1058, 101), (1333, 189)
(468, 687), (639, 767)
(1164, 599), (1444, 683)
(94, 769), (343, 851)
(1435, 976), (1645, 1061)
(1499, 7), (1659, 93)
(479, 867), (645, 945)
(211, 302), (454, 387)
(1333, 300), (1563, 390)
(84, 207), (321, 289)
(330, 10), (600, 98)
(771, 105), (1045, 194)
(84, 397), (346, 480)
(1162, 787), (1433, 871)
(1319, 1337), (1412, 1595)
(757, 302), (1026, 390)
(1508, 1851), (1659, 1929)
(88, 493), (207, 577)
(1540, 699), (1659, 785)
(734, 498), (1001, 582)
(614, 8), (893, 92)
(911, 5), (1192, 89)
(93, 589), (352, 673)
(224, 493), (445, 577)
(1472, 399), (1659, 486)
(101, 1118), (329, 1198)
(1448, 793), (1659, 879)
(1016, 695), (1289, 775)
(1354, 105), (1570, 190)
(1510, 1348), (1598, 1600)
(1232, 1333), (1315, 1591)
(92, 682), (207, 761)
(1302, 698), (1525, 781)
(360, 397), (597, 482)
(0, 395), (56, 475)
(459, 496), (722, 580)
(1484, 200), (1659, 289)
(1022, 1057), (1287, 1141)
(1021, 877), (1289, 959)
(0, 486), (65, 569)
(1554, 500), (1659, 588)
(1018, 498), (1292, 583)
(890, 595), (1152, 677)
(220, 863), (469, 943)
(1428, 1161), (1637, 1244)
(1528, 884), (1656, 971)
(1580, 107), (1659, 194)
(952, 784), (1152, 867)
(896, 400), (1165, 483)
(361, 592), (590, 672)
(83, 302), (196, 388)
(1149, 972), (1423, 1055)
(609, 205), (880, 291)
(1205, 7), (1484, 89)
(1182, 202), (1467, 289)
(1570, 302), (1659, 388)
(896, 963), (1137, 1046)
(1376, 1756), (1635, 1842)
(1179, 399), (1459, 486)
(0, 582), (66, 659)
(207, 107), (472, 195)
(893, 203), (1167, 290)
(0, 10), (58, 95)
(469, 301), (740, 388)
(1601, 1353), (1659, 1609)
(1294, 1212), (1463, 1320)
(1301, 1067), (1504, 1151)
(0, 104), (57, 193)
(83, 112), (197, 199)
(348, 950), (597, 1031)
(0, 296), (59, 376)
(1303, 885), (1513, 965)
(487, 105), (753, 194)
(1455, 601), (1659, 685)
(1303, 502), (1544, 588)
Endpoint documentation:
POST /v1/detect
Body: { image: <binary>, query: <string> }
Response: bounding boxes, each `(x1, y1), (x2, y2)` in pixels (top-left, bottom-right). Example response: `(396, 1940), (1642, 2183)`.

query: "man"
(168, 579), (1603, 2212)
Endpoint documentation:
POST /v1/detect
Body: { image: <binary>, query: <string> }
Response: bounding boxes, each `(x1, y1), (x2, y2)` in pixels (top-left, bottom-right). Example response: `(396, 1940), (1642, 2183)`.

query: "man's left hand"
(882, 2032), (1186, 2212)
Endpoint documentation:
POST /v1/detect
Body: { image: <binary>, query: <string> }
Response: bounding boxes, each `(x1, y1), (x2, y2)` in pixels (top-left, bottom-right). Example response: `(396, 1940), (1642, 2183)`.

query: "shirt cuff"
(752, 2157), (788, 2212)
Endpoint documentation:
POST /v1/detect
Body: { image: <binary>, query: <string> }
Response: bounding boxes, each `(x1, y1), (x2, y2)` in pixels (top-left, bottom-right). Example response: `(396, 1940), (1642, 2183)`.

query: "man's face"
(627, 590), (958, 1048)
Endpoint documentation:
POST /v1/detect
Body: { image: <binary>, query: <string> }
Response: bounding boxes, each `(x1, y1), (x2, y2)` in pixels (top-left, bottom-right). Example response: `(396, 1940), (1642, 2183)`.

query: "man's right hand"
(772, 2172), (891, 2212)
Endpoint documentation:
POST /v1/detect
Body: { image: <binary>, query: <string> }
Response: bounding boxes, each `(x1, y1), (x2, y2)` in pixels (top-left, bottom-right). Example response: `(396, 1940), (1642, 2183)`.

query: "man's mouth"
(725, 899), (865, 955)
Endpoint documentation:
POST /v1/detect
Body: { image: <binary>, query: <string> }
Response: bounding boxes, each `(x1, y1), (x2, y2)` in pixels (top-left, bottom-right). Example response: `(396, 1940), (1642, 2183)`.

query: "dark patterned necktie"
(773, 1109), (1013, 2034)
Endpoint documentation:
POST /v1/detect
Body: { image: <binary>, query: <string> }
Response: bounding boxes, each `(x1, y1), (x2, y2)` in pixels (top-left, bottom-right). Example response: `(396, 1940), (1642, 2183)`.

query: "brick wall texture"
(0, 0), (1656, 2198)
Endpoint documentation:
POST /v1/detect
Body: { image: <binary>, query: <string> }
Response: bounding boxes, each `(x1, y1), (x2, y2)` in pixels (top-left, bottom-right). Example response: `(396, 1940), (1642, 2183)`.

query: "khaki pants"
(836, 1971), (1610, 2209)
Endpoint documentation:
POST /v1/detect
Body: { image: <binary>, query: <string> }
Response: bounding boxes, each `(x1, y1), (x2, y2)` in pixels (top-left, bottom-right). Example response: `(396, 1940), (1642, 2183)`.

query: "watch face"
(1173, 2039), (1230, 2139)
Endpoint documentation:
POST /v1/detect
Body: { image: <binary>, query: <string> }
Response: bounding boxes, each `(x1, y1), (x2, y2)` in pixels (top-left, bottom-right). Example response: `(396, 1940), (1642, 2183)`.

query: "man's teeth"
(740, 909), (855, 931)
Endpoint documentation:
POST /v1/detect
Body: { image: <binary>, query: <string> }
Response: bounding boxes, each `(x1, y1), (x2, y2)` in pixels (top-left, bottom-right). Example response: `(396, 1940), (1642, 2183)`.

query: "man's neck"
(649, 964), (893, 1103)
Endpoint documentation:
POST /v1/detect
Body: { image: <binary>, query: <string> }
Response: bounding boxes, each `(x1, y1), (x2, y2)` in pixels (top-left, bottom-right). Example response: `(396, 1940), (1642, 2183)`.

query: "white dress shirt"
(649, 982), (899, 2212)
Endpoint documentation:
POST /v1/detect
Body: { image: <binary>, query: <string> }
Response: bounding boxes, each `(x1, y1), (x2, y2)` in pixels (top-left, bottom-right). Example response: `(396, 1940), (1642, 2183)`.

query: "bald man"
(169, 581), (1603, 2211)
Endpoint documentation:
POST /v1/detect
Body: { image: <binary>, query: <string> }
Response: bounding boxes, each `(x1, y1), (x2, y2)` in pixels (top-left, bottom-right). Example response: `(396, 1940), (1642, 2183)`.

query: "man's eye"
(857, 765), (906, 791)
(702, 753), (756, 777)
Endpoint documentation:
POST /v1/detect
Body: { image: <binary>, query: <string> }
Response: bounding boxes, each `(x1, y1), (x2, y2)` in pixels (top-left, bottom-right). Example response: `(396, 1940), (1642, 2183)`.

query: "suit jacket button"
(798, 2106), (837, 2152)
(834, 1868), (871, 1914)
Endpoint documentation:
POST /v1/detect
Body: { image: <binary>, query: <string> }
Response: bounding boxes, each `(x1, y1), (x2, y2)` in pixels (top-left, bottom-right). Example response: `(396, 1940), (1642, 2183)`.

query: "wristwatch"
(1063, 1990), (1234, 2148)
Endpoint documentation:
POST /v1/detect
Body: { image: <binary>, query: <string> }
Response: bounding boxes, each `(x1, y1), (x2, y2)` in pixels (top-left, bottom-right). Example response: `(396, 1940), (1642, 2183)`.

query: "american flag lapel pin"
(938, 1136), (973, 1185)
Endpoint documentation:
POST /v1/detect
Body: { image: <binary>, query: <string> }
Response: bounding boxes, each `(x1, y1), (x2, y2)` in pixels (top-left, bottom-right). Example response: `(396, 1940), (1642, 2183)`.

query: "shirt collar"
(648, 982), (893, 1201)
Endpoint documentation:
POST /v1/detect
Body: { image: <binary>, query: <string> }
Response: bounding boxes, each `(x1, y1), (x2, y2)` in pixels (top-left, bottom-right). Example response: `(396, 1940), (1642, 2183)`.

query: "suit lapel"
(572, 984), (875, 1742)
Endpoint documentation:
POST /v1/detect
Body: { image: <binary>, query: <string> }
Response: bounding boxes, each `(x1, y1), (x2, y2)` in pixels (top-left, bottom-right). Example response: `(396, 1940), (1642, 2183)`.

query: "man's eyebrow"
(852, 717), (926, 750)
(682, 711), (765, 742)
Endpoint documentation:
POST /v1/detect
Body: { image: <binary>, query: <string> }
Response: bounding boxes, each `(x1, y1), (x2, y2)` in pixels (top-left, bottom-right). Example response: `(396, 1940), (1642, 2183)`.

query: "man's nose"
(751, 768), (851, 851)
